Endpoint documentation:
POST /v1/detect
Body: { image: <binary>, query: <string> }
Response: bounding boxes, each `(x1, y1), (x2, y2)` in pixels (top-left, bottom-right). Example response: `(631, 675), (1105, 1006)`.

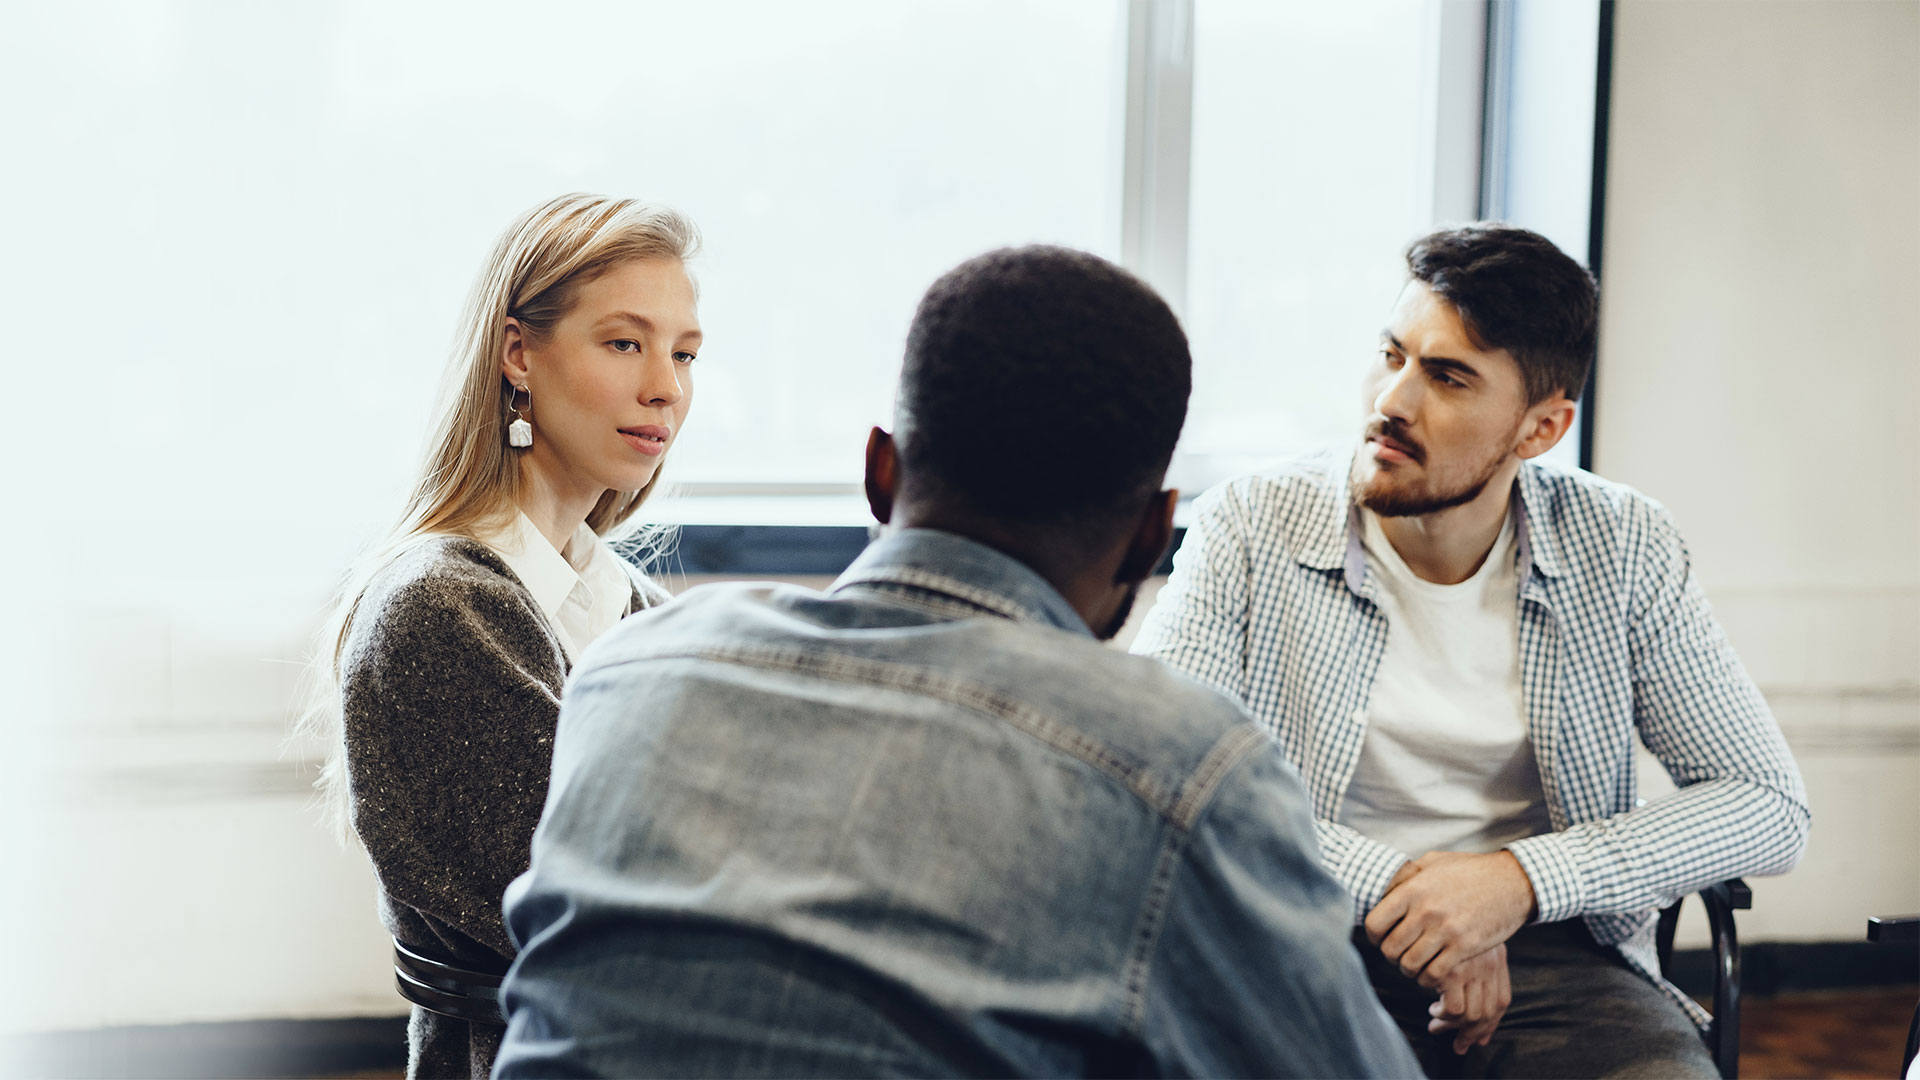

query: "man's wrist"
(1504, 834), (1580, 923)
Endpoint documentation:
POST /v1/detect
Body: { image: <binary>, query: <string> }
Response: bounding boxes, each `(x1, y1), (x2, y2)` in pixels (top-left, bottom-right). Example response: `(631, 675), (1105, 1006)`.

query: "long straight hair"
(299, 193), (701, 834)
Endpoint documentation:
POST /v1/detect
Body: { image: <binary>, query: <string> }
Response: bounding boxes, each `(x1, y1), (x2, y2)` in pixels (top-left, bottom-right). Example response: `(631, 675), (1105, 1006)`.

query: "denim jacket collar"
(832, 527), (1094, 638)
(1305, 447), (1568, 597)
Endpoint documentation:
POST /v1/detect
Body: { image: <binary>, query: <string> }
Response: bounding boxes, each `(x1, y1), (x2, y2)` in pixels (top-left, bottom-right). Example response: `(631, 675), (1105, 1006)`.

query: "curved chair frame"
(392, 937), (508, 1025)
(1656, 878), (1752, 1080)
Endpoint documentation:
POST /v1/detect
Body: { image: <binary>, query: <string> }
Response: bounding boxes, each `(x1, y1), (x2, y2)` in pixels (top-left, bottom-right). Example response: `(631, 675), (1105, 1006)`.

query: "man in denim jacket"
(494, 247), (1418, 1078)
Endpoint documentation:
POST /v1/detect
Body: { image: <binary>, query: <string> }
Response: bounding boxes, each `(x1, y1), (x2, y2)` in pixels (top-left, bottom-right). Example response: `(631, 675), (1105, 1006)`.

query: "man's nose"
(1373, 362), (1422, 424)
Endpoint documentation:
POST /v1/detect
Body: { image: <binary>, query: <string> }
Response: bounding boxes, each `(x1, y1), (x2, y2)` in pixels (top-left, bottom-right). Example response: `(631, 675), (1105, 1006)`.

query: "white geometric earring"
(507, 384), (533, 448)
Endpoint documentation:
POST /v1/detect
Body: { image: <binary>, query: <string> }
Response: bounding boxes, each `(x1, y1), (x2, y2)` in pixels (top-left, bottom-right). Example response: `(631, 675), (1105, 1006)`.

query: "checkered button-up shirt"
(1133, 448), (1810, 1024)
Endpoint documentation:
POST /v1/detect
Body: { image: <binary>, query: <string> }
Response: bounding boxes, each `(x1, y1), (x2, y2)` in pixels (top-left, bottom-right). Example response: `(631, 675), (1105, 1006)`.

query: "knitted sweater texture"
(339, 535), (665, 1078)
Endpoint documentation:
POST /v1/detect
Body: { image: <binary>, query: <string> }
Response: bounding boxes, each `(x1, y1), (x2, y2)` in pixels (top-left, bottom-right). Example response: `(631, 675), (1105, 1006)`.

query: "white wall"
(1597, 0), (1920, 944)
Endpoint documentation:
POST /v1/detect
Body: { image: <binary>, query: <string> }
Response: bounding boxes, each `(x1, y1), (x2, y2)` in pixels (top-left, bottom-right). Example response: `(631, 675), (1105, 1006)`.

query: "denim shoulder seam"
(1171, 724), (1267, 828)
(1120, 726), (1266, 1033)
(835, 568), (1035, 623)
(834, 581), (1002, 623)
(616, 644), (1181, 815)
(1119, 825), (1189, 1033)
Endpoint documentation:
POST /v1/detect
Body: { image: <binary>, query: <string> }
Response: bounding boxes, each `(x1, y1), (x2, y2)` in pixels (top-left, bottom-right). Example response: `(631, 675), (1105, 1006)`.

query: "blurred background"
(1, 0), (1914, 1075)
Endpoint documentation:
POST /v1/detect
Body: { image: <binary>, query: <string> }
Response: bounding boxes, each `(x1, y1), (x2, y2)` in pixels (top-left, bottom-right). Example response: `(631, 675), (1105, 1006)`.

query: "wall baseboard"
(2, 1015), (407, 1080)
(7, 942), (1914, 1077)
(1666, 941), (1917, 998)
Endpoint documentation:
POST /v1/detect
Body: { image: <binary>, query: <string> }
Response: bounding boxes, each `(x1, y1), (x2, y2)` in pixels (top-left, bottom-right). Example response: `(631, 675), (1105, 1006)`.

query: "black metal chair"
(393, 937), (508, 1024)
(1656, 878), (1752, 1080)
(1865, 914), (1919, 1077)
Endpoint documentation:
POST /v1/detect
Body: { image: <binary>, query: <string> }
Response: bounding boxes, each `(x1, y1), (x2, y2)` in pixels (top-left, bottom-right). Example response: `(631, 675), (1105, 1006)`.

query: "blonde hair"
(299, 193), (701, 835)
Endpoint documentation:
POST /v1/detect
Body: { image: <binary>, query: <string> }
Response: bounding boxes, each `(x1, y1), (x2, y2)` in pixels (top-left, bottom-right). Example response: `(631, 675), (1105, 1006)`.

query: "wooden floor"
(315, 988), (1919, 1079)
(1740, 988), (1918, 1079)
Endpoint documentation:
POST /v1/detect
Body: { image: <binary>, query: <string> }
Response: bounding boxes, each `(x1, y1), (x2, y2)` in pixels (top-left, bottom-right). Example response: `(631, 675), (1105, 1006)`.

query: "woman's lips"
(619, 426), (670, 456)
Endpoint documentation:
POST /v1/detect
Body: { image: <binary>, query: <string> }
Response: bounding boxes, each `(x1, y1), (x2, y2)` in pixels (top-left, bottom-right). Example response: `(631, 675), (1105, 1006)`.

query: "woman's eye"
(611, 339), (642, 353)
(673, 351), (698, 364)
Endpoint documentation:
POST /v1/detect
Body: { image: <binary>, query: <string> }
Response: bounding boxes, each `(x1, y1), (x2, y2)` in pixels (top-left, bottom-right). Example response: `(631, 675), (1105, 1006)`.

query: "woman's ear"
(500, 317), (532, 385)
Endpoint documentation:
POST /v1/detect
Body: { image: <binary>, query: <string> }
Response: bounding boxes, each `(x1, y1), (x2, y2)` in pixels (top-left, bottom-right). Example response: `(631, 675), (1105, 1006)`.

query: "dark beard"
(1354, 443), (1510, 518)
(1096, 583), (1140, 642)
(1357, 466), (1498, 517)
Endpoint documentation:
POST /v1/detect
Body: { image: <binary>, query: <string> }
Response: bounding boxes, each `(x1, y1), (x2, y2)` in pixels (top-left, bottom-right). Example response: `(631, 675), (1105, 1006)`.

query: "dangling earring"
(507, 384), (533, 448)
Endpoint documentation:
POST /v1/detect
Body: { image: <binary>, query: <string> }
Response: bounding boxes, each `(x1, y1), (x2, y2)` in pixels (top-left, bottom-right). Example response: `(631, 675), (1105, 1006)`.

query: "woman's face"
(504, 257), (700, 504)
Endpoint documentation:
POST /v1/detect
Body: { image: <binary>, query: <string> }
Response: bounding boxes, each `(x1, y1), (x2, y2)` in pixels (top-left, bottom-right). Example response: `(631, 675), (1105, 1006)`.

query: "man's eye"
(1433, 371), (1464, 388)
(611, 339), (642, 353)
(1380, 349), (1403, 368)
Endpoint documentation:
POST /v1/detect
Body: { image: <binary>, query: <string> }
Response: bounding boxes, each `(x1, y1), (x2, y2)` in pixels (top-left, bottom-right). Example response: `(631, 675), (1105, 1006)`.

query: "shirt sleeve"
(1138, 738), (1421, 1079)
(1506, 501), (1810, 922)
(1131, 483), (1251, 705)
(1136, 483), (1414, 923)
(1315, 820), (1414, 924)
(340, 573), (566, 959)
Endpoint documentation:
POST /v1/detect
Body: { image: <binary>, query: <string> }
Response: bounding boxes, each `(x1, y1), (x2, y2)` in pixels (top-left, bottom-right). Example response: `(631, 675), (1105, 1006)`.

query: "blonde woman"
(307, 194), (701, 1078)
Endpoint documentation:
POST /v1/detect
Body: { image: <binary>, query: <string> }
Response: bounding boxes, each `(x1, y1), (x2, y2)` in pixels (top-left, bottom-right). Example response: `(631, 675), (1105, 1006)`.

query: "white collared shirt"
(480, 512), (634, 663)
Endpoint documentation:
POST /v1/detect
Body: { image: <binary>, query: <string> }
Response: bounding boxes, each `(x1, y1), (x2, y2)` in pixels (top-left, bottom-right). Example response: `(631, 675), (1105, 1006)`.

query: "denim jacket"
(495, 529), (1418, 1078)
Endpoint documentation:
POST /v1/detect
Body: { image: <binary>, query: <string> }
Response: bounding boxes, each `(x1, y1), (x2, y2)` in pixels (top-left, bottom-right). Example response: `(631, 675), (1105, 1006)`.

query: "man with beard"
(1133, 224), (1808, 1078)
(493, 246), (1416, 1079)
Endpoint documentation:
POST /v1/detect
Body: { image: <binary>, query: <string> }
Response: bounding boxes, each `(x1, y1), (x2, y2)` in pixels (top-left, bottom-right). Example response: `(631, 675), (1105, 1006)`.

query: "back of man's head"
(894, 245), (1191, 550)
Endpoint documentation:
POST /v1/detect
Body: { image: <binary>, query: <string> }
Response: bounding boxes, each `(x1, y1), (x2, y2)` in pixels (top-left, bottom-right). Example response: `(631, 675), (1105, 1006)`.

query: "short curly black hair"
(1406, 224), (1599, 403)
(895, 246), (1190, 538)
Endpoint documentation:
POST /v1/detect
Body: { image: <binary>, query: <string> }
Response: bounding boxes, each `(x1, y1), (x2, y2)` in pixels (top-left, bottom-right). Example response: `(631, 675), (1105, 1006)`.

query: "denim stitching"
(614, 643), (1178, 816)
(834, 568), (1038, 624)
(1170, 725), (1266, 829)
(1120, 825), (1188, 1033)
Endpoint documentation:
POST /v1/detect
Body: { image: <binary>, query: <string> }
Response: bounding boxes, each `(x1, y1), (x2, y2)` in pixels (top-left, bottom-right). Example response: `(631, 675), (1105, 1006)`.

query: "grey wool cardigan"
(339, 535), (668, 1079)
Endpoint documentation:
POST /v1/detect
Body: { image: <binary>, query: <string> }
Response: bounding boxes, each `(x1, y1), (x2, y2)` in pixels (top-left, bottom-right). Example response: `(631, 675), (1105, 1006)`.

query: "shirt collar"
(1305, 447), (1567, 596)
(485, 512), (610, 624)
(830, 527), (1093, 638)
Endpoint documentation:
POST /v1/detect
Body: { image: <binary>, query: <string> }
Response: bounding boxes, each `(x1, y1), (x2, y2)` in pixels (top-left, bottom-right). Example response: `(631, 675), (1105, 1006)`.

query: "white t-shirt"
(481, 512), (634, 663)
(1337, 508), (1553, 858)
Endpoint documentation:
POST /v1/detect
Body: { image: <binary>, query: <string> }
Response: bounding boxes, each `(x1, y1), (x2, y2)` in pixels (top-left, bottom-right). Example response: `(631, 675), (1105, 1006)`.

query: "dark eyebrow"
(1382, 331), (1479, 380)
(1422, 355), (1481, 381)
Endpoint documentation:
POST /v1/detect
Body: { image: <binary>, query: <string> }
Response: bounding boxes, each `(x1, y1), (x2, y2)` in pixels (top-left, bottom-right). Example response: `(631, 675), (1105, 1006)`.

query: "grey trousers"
(1354, 921), (1719, 1079)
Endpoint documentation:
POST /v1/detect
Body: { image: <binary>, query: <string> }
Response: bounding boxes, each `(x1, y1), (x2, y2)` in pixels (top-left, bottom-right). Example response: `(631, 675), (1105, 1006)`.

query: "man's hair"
(895, 245), (1190, 542)
(1405, 224), (1599, 404)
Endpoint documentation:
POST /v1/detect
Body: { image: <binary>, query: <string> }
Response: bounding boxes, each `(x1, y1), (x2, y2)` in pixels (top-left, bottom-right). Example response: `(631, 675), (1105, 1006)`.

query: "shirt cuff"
(1334, 838), (1411, 924)
(1505, 832), (1585, 924)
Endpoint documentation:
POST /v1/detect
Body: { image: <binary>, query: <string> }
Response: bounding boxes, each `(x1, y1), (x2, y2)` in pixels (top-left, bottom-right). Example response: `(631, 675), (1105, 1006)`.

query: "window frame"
(659, 0), (1618, 572)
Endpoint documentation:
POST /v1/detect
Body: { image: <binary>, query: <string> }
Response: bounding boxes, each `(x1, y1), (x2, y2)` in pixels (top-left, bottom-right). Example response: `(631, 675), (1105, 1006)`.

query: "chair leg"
(1704, 892), (1741, 1080)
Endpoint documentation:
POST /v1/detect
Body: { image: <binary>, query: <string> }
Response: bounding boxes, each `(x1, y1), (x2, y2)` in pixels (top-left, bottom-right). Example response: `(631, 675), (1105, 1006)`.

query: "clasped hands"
(1363, 850), (1537, 1054)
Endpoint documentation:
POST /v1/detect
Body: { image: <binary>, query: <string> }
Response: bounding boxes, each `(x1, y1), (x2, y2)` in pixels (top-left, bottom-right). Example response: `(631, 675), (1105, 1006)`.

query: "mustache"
(1363, 419), (1426, 463)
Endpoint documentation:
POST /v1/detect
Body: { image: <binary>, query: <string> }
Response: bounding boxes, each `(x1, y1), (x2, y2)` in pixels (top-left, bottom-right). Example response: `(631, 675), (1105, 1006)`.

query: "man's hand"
(1364, 850), (1536, 987)
(1426, 942), (1511, 1054)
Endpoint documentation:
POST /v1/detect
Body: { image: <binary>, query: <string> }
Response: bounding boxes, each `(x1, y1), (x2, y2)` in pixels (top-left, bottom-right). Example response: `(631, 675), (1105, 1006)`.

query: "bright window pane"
(1179, 0), (1437, 490)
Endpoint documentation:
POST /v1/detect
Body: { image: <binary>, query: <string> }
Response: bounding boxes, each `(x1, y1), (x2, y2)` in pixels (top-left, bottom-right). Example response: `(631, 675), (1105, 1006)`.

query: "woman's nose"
(639, 355), (685, 407)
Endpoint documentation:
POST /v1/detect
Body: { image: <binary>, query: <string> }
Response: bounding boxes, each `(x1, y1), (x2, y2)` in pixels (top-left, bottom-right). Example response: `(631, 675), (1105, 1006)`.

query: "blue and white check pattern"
(1133, 448), (1810, 1025)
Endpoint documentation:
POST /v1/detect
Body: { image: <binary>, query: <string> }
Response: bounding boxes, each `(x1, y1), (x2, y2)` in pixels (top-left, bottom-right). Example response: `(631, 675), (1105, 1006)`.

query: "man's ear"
(1116, 489), (1178, 585)
(1515, 396), (1576, 460)
(864, 427), (896, 525)
(500, 317), (532, 385)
